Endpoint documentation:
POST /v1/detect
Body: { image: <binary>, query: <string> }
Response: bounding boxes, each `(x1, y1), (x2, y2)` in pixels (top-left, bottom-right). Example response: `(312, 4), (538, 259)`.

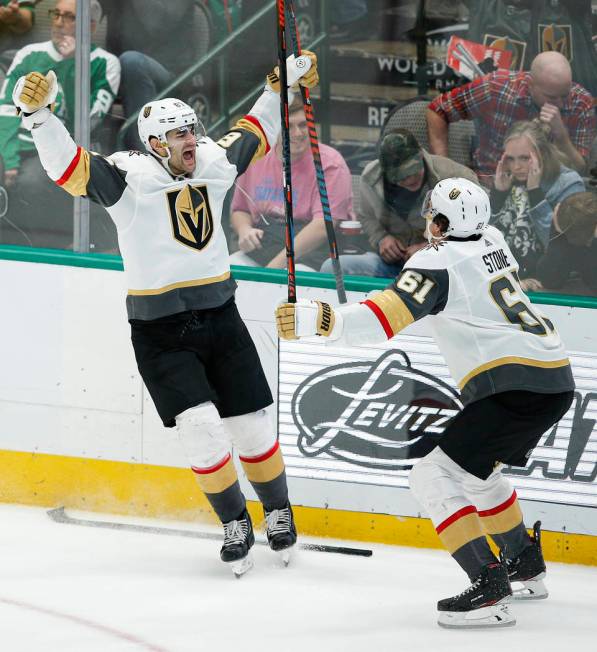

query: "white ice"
(0, 504), (594, 652)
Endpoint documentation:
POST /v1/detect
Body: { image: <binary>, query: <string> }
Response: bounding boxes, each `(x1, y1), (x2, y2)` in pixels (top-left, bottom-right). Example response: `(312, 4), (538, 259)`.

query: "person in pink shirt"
(230, 100), (354, 270)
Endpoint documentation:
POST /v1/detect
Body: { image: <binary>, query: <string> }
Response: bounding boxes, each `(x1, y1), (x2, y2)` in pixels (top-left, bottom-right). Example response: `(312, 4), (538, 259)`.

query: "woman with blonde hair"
(490, 120), (585, 278)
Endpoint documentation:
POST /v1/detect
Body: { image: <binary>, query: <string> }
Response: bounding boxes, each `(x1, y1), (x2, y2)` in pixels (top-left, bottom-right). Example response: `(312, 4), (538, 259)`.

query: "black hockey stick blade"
(48, 507), (372, 557)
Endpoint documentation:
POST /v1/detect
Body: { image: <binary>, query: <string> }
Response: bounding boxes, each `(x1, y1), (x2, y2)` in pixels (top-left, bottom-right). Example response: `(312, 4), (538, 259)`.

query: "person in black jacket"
(99, 0), (207, 150)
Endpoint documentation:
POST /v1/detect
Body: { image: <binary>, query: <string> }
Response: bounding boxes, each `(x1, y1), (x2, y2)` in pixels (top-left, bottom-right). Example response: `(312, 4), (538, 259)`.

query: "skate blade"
(227, 553), (254, 579)
(511, 574), (548, 600)
(277, 545), (295, 567)
(438, 602), (516, 629)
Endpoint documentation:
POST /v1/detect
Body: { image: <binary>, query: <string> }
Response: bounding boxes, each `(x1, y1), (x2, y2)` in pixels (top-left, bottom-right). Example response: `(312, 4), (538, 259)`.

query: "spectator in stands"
(525, 192), (597, 295)
(0, 0), (35, 52)
(490, 120), (585, 280)
(321, 128), (478, 278)
(0, 0), (120, 249)
(229, 99), (354, 271)
(466, 0), (597, 98)
(427, 51), (596, 182)
(99, 0), (207, 150)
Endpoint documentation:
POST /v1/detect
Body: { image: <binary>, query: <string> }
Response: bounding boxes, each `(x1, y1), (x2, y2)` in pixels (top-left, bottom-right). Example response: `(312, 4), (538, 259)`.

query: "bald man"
(427, 51), (595, 182)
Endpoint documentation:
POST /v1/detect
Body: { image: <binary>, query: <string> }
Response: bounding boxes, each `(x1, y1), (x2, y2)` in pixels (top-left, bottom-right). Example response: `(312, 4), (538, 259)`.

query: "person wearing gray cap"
(321, 128), (478, 278)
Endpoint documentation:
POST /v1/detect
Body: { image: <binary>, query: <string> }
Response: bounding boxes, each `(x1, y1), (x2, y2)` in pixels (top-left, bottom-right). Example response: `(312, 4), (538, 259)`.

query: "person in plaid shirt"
(427, 51), (595, 183)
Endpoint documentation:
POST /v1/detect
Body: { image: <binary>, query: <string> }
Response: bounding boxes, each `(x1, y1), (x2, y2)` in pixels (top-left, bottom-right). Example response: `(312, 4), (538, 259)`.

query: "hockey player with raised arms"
(13, 52), (319, 577)
(276, 177), (575, 628)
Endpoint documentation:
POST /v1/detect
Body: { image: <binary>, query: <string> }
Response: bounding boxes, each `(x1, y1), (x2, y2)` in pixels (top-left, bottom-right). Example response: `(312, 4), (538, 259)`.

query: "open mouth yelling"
(182, 148), (196, 168)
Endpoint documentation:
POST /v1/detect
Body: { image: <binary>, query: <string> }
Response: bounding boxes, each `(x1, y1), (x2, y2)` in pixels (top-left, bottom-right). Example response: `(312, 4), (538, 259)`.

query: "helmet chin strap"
(425, 215), (447, 244)
(151, 140), (186, 176)
(427, 231), (445, 245)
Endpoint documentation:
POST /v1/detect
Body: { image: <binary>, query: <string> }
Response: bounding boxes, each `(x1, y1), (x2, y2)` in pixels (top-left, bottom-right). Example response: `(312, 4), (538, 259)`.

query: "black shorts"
(439, 390), (574, 480)
(130, 299), (273, 427)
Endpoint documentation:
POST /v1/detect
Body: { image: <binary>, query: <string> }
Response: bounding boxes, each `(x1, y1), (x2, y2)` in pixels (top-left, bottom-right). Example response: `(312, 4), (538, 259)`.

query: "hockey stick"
(285, 0), (347, 304)
(48, 507), (373, 557)
(277, 0), (297, 303)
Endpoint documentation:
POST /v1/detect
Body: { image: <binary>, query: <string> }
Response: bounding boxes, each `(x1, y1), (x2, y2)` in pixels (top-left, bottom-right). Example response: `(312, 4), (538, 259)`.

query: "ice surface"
(0, 504), (594, 651)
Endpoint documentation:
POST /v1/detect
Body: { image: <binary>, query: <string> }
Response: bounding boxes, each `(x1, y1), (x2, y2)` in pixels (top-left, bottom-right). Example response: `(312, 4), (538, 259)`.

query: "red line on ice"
(0, 596), (170, 652)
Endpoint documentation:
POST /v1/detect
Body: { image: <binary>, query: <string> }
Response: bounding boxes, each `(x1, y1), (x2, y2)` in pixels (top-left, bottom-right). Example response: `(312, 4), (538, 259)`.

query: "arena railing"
(115, 0), (332, 149)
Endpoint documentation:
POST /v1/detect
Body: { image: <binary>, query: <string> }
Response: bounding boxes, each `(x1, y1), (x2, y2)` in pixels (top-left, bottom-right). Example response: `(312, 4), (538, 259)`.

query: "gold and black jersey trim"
(127, 271), (231, 296)
(57, 147), (128, 207)
(125, 274), (237, 321)
(216, 115), (270, 176)
(235, 115), (270, 161)
(389, 267), (449, 321)
(459, 357), (575, 405)
(362, 290), (414, 339)
(56, 146), (91, 196)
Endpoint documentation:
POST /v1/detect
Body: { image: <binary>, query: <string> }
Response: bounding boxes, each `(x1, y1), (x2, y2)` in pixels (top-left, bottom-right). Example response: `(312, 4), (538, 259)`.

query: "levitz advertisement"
(278, 337), (597, 508)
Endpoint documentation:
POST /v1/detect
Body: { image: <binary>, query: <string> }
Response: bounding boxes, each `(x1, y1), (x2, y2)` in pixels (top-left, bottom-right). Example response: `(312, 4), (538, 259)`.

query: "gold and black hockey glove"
(276, 299), (335, 340)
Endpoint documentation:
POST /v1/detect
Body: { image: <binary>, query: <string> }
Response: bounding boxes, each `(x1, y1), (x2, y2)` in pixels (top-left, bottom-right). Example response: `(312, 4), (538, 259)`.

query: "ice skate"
(265, 502), (297, 566)
(437, 562), (515, 629)
(220, 509), (255, 578)
(506, 521), (548, 600)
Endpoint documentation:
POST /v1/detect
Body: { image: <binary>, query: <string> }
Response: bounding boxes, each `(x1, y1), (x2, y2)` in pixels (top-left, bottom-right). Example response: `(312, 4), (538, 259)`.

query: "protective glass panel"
(224, 1), (596, 300)
(0, 0), (120, 253)
(0, 0), (594, 300)
(0, 0), (71, 249)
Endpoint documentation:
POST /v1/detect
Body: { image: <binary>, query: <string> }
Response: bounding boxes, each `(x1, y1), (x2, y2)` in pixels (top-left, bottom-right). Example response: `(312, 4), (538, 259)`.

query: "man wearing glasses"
(0, 0), (119, 249)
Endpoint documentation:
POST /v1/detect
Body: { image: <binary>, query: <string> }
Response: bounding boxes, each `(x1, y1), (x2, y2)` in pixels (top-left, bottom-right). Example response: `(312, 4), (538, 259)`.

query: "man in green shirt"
(0, 0), (120, 249)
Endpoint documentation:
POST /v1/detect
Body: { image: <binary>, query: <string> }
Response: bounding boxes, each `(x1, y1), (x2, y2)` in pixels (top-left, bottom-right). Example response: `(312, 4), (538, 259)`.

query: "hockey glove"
(266, 51), (319, 94)
(276, 299), (336, 340)
(12, 70), (58, 130)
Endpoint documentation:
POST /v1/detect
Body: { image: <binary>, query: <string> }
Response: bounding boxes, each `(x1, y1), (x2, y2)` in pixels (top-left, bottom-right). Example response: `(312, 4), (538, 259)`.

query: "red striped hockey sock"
(191, 453), (246, 523)
(479, 490), (532, 559)
(436, 504), (498, 580)
(240, 440), (289, 511)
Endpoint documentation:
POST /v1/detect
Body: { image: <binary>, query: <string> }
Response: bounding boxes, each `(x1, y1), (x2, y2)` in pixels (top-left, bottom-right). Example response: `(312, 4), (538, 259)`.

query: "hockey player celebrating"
(276, 177), (574, 627)
(13, 52), (319, 576)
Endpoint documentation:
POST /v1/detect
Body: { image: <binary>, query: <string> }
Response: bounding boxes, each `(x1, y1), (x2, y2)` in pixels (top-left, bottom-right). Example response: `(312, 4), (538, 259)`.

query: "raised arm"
(276, 264), (450, 347)
(215, 51), (318, 176)
(12, 71), (129, 210)
(426, 108), (450, 157)
(427, 74), (493, 156)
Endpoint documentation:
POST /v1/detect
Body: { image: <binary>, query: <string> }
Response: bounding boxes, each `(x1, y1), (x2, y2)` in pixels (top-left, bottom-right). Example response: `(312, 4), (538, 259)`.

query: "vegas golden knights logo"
(538, 24), (573, 62)
(166, 184), (214, 251)
(484, 34), (526, 70)
(143, 106), (152, 118)
(449, 188), (461, 200)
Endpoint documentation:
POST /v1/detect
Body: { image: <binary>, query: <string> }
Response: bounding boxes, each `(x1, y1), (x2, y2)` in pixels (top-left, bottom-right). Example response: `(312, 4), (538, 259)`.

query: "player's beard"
(170, 147), (196, 175)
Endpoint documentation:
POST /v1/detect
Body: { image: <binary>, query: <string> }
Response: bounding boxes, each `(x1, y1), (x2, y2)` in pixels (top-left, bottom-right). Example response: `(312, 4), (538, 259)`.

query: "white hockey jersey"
(362, 226), (574, 404)
(30, 90), (279, 320)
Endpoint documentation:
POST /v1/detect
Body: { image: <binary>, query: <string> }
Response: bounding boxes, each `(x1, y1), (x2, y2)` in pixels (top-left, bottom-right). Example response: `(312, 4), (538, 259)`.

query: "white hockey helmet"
(137, 98), (198, 153)
(422, 177), (491, 238)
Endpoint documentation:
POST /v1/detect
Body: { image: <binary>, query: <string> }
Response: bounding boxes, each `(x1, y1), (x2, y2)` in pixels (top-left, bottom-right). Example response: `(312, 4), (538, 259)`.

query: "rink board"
(0, 253), (596, 565)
